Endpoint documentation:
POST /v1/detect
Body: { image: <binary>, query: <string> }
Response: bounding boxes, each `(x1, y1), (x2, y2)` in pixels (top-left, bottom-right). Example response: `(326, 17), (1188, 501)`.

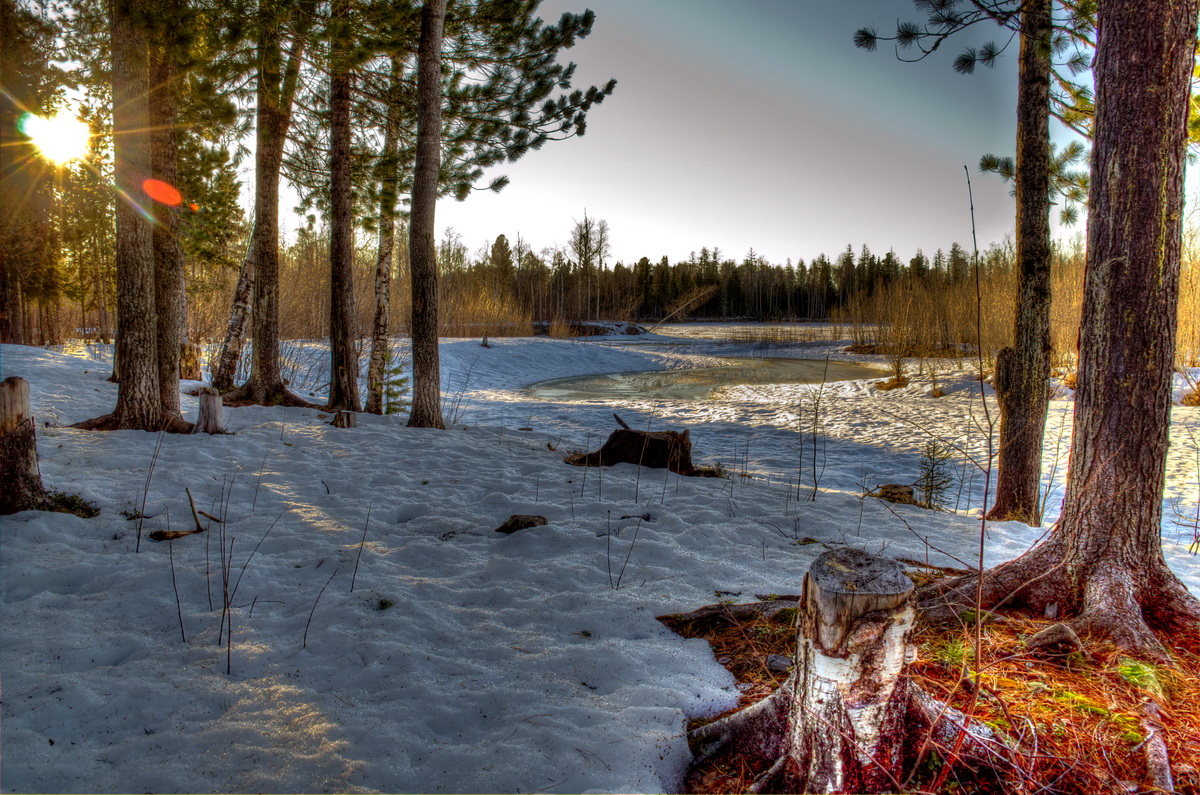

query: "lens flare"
(142, 178), (183, 206)
(18, 112), (91, 165)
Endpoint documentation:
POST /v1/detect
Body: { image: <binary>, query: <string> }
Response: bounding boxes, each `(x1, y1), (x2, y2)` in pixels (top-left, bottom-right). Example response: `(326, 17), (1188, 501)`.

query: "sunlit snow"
(3, 327), (1198, 793)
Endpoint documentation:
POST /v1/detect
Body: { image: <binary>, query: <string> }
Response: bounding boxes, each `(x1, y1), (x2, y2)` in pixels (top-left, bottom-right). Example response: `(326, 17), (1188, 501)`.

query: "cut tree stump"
(685, 549), (919, 793)
(332, 410), (357, 428)
(565, 413), (714, 476)
(788, 548), (916, 793)
(682, 549), (1023, 793)
(193, 387), (227, 434)
(1, 377), (46, 514)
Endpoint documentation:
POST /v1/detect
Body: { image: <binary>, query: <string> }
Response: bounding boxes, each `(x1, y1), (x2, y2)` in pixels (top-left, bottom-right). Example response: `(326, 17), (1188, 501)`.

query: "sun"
(18, 111), (91, 165)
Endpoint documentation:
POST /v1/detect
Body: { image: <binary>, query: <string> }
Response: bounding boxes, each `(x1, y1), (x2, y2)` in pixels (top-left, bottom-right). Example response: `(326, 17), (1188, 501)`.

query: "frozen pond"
(528, 356), (886, 401)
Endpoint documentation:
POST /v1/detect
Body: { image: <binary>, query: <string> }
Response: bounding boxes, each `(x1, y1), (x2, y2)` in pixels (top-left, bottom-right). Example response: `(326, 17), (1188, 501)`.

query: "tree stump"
(687, 549), (916, 793)
(1, 377), (46, 514)
(332, 410), (357, 429)
(565, 414), (705, 475)
(789, 548), (915, 793)
(193, 386), (227, 434)
(179, 343), (203, 381)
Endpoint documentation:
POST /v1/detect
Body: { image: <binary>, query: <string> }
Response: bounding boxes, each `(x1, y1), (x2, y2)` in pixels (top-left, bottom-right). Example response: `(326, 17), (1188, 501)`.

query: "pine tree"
(927, 0), (1200, 657)
(857, 0), (1094, 524)
(406, 0), (448, 428)
(223, 0), (317, 409)
(0, 0), (59, 346)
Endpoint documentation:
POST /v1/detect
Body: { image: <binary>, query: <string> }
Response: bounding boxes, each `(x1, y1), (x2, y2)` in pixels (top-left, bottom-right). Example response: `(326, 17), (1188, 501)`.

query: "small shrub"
(915, 440), (956, 511)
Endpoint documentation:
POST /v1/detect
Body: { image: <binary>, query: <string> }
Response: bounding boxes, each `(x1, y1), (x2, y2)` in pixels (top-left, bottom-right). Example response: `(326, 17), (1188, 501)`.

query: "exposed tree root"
(686, 678), (1026, 793)
(71, 411), (194, 434)
(918, 538), (1200, 661)
(1138, 701), (1174, 794)
(688, 687), (789, 766)
(907, 683), (1028, 792)
(221, 381), (319, 409)
(658, 600), (798, 634)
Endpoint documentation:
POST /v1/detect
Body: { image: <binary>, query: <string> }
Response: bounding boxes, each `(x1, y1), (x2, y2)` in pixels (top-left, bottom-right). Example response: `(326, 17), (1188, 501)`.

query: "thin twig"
(303, 566), (341, 649)
(351, 504), (372, 593)
(136, 431), (166, 553)
(167, 512), (186, 643)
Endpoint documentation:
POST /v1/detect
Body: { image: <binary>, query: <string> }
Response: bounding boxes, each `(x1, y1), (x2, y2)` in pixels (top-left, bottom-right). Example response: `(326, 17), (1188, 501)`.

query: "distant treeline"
(18, 216), (1200, 371)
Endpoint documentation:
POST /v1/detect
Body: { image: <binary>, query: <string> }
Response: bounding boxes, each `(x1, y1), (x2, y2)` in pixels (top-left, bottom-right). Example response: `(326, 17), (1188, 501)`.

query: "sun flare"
(18, 111), (91, 165)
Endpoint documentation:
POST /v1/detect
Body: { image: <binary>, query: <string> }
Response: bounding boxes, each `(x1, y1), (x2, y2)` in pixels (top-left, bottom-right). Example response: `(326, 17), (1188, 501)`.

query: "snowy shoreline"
(3, 329), (1198, 793)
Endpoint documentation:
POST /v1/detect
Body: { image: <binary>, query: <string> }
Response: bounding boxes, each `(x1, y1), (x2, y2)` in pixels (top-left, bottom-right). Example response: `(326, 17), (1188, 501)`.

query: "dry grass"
(875, 376), (911, 391)
(663, 586), (1200, 795)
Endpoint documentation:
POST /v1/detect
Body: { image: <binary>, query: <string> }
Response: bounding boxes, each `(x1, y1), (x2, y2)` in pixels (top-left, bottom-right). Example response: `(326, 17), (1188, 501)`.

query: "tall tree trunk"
(407, 0), (447, 429)
(212, 221), (255, 392)
(75, 0), (188, 431)
(326, 0), (360, 413)
(224, 23), (313, 408)
(987, 0), (1053, 525)
(925, 0), (1200, 658)
(150, 19), (185, 417)
(365, 55), (404, 416)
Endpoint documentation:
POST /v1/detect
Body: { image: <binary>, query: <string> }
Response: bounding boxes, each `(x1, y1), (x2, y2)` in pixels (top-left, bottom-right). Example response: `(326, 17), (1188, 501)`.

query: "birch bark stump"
(687, 548), (916, 793)
(1, 377), (45, 514)
(789, 548), (915, 793)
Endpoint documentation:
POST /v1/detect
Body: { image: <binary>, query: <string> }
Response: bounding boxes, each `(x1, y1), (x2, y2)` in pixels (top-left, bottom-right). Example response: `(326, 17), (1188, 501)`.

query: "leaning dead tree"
(565, 413), (719, 476)
(1, 377), (46, 514)
(676, 549), (1019, 793)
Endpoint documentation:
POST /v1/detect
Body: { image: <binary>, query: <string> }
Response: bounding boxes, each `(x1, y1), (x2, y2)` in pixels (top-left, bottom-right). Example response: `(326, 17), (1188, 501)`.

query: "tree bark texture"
(0, 377), (45, 514)
(326, 0), (360, 413)
(212, 220), (255, 393)
(102, 0), (161, 429)
(225, 24), (312, 408)
(365, 56), (404, 416)
(924, 0), (1200, 658)
(407, 0), (447, 429)
(1054, 0), (1200, 650)
(150, 24), (185, 417)
(786, 549), (914, 793)
(988, 0), (1053, 525)
(684, 551), (920, 794)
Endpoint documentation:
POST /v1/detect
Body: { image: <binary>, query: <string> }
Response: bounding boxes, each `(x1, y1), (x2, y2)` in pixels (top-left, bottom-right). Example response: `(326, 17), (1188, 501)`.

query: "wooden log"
(332, 410), (357, 428)
(193, 386), (227, 434)
(0, 377), (46, 514)
(788, 548), (915, 793)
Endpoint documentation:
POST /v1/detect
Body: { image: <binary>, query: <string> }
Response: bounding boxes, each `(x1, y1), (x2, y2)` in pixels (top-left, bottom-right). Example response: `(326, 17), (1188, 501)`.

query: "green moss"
(44, 490), (100, 518)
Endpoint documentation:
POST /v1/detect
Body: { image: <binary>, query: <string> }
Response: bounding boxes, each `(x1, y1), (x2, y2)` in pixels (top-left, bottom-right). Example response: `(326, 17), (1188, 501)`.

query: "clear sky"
(433, 0), (1042, 267)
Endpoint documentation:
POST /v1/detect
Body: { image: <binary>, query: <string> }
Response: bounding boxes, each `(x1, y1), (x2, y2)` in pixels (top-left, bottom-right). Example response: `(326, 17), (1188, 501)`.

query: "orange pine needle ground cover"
(664, 592), (1200, 795)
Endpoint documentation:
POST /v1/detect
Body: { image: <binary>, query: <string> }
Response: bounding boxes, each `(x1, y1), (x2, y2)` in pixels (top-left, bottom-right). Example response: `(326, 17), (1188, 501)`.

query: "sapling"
(915, 439), (956, 511)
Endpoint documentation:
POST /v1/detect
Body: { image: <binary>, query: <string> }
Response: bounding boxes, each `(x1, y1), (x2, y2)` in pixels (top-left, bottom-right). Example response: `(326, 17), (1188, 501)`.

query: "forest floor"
(2, 325), (1198, 792)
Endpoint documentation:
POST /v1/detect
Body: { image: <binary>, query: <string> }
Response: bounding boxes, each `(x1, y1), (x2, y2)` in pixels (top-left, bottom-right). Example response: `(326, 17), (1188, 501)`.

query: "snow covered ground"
(2, 326), (1199, 793)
